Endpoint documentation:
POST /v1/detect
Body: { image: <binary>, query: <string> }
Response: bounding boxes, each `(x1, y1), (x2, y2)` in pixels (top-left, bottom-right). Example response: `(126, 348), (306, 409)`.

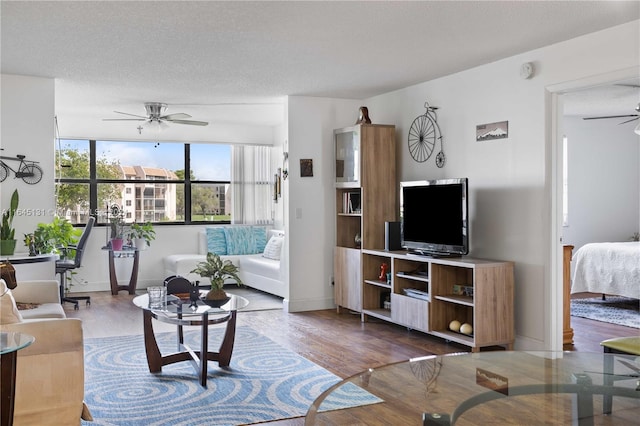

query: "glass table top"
(305, 351), (640, 425)
(0, 331), (35, 355)
(133, 291), (249, 316)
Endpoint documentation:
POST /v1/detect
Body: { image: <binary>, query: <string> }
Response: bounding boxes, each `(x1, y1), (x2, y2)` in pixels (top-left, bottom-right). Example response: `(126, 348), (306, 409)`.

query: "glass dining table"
(305, 351), (640, 425)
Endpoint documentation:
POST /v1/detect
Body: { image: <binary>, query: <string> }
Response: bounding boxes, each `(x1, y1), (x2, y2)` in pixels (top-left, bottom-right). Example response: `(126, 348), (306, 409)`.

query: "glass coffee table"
(305, 351), (640, 425)
(132, 292), (248, 387)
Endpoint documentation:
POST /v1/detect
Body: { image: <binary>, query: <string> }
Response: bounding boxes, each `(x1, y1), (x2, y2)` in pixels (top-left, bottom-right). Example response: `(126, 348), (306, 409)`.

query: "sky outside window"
(58, 139), (231, 180)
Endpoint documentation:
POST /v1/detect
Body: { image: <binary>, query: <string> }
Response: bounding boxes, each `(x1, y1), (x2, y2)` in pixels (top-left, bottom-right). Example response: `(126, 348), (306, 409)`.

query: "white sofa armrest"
(11, 280), (61, 304)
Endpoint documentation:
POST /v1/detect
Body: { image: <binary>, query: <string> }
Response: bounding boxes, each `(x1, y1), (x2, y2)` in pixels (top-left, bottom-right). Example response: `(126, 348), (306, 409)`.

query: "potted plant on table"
(190, 252), (243, 306)
(0, 189), (19, 255)
(107, 205), (126, 250)
(128, 221), (155, 250)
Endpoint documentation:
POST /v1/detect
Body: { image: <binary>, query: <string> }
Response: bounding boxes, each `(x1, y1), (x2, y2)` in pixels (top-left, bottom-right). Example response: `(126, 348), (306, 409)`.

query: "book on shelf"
(343, 191), (361, 214)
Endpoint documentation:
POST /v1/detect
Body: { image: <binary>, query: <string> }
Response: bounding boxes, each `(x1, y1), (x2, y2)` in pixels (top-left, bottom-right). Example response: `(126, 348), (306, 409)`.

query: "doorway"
(549, 69), (640, 350)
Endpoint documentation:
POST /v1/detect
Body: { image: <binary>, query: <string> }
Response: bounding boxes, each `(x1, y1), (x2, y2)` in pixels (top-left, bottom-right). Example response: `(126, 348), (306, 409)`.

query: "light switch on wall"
(295, 207), (302, 219)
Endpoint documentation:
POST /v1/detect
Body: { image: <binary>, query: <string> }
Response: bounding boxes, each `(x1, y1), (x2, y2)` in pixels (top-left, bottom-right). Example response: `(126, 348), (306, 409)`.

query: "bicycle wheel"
(0, 163), (8, 182)
(19, 163), (43, 184)
(408, 114), (437, 163)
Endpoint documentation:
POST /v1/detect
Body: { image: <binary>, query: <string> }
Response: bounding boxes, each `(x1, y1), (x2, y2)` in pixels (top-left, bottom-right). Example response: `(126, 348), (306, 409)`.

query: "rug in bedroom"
(570, 296), (639, 328)
(81, 326), (381, 425)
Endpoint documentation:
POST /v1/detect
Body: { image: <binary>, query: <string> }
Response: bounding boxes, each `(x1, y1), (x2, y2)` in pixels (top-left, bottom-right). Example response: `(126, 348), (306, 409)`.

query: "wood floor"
(65, 290), (638, 426)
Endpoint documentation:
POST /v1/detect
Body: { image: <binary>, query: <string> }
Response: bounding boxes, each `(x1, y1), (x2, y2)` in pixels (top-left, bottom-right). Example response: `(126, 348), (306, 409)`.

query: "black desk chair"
(56, 216), (95, 310)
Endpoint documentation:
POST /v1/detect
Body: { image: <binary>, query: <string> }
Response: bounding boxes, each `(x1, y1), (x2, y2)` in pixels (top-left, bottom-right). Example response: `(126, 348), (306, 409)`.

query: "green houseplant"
(108, 205), (126, 250)
(128, 221), (156, 249)
(190, 252), (243, 302)
(30, 216), (83, 256)
(0, 189), (19, 255)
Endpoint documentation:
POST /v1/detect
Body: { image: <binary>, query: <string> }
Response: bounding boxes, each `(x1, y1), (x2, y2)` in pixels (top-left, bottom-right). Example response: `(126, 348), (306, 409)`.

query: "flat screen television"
(400, 178), (469, 256)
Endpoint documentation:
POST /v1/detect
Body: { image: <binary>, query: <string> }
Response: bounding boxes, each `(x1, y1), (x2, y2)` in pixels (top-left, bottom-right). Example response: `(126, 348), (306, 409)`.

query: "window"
(55, 139), (272, 226)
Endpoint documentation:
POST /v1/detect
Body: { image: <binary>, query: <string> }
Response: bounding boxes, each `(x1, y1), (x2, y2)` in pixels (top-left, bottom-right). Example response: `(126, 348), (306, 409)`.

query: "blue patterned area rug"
(571, 296), (639, 328)
(81, 327), (381, 425)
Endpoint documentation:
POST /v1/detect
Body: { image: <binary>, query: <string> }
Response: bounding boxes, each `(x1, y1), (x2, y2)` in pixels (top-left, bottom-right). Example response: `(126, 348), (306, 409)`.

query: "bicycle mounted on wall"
(408, 102), (446, 168)
(0, 149), (43, 184)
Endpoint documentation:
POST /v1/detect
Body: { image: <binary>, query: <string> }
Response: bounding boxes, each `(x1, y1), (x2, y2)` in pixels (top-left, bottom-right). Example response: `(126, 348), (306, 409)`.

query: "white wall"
(363, 20), (639, 350)
(562, 116), (639, 250)
(285, 97), (361, 311)
(1, 74), (56, 248)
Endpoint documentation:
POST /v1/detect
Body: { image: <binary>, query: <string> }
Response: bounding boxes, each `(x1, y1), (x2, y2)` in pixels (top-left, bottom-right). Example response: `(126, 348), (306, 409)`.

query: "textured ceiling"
(2, 1), (639, 134)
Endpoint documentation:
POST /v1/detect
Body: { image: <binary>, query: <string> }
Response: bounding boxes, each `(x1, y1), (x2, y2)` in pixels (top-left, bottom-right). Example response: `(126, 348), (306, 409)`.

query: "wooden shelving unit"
(362, 249), (514, 352)
(333, 124), (396, 314)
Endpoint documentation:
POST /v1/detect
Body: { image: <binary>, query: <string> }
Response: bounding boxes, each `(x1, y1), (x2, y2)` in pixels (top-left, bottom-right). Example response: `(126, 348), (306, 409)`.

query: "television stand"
(360, 248), (515, 352)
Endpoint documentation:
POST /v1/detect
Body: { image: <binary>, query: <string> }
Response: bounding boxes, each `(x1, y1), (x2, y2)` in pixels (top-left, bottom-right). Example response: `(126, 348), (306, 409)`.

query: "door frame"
(546, 66), (639, 351)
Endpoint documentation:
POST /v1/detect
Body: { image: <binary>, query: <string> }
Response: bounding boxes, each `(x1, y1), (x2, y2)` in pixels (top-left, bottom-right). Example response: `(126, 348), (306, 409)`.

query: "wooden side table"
(106, 248), (140, 295)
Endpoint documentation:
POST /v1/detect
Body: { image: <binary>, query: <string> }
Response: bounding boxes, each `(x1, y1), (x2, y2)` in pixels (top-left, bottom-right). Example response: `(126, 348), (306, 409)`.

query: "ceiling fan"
(103, 102), (209, 126)
(582, 102), (640, 125)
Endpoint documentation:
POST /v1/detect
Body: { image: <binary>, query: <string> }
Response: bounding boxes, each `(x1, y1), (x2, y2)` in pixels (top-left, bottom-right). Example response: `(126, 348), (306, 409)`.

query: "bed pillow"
(206, 227), (227, 255)
(263, 235), (284, 260)
(0, 279), (23, 324)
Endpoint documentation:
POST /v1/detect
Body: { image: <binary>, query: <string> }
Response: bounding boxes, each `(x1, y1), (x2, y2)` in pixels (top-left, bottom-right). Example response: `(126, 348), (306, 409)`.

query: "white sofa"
(163, 227), (286, 298)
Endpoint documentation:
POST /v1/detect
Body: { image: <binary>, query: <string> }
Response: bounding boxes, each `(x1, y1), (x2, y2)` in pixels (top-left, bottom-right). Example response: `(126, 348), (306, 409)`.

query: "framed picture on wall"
(476, 120), (508, 141)
(300, 159), (313, 177)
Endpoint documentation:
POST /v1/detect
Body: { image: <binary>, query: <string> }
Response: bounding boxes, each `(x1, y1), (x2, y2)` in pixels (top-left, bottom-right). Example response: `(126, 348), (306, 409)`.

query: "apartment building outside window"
(54, 139), (266, 226)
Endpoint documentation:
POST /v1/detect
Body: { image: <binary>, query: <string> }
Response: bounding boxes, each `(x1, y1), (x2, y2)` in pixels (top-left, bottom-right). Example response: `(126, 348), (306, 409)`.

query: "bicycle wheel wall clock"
(408, 102), (446, 167)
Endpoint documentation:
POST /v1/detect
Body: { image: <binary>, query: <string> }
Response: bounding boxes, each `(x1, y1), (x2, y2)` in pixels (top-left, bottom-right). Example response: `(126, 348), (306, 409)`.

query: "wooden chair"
(600, 336), (640, 414)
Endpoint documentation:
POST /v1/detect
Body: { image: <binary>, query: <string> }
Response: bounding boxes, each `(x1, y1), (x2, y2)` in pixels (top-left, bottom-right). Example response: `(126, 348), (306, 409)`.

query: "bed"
(571, 241), (640, 300)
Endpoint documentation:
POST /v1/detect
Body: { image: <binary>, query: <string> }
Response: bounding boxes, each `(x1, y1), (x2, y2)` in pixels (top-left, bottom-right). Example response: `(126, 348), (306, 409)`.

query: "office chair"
(56, 216), (95, 310)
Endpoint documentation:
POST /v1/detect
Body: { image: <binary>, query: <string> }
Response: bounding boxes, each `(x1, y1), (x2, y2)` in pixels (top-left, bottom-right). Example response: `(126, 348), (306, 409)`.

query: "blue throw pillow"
(206, 227), (227, 255)
(223, 226), (255, 255)
(252, 226), (268, 253)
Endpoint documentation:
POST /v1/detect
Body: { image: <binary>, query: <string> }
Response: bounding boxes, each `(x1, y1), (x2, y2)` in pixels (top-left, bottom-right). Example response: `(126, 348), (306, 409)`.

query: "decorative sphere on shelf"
(460, 323), (473, 335)
(449, 320), (461, 332)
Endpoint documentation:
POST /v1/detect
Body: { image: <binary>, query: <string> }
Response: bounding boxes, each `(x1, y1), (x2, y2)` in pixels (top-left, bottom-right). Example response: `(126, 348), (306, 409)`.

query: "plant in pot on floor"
(0, 189), (19, 255)
(190, 252), (243, 307)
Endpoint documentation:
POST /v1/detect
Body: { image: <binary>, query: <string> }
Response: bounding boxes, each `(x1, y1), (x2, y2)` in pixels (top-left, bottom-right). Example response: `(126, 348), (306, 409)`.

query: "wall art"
(476, 121), (508, 141)
(300, 159), (313, 177)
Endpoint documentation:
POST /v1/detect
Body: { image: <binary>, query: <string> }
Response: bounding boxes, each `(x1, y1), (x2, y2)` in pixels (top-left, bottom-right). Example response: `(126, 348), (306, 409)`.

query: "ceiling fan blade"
(112, 111), (148, 119)
(618, 116), (639, 125)
(161, 113), (192, 120)
(102, 118), (146, 121)
(583, 114), (638, 120)
(165, 119), (209, 126)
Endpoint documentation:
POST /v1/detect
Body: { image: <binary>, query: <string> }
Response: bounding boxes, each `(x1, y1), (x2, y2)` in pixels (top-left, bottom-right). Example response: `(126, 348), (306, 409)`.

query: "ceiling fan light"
(144, 120), (165, 133)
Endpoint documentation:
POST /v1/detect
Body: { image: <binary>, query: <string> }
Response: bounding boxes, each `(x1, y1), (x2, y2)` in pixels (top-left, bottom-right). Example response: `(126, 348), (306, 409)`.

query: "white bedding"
(571, 241), (640, 299)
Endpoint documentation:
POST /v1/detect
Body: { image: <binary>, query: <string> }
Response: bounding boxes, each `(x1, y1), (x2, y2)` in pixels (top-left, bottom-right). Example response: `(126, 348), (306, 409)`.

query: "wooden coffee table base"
(142, 309), (237, 387)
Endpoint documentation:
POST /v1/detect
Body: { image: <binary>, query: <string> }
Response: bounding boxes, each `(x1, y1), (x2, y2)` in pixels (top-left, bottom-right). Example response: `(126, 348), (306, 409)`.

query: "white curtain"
(230, 145), (273, 225)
